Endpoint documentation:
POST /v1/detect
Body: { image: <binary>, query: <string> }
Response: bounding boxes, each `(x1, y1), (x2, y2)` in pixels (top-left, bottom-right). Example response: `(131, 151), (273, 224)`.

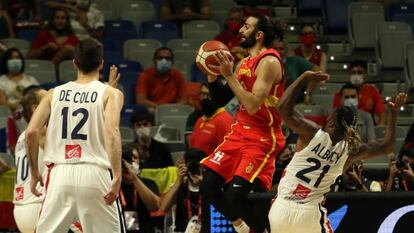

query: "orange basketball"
(196, 40), (233, 76)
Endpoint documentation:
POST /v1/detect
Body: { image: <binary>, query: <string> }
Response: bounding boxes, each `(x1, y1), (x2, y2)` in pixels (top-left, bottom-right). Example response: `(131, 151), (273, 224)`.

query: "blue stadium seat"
(16, 28), (40, 42)
(101, 38), (123, 62)
(0, 128), (6, 153)
(120, 72), (140, 105)
(121, 104), (148, 127)
(390, 4), (414, 31)
(103, 20), (139, 48)
(295, 0), (321, 16)
(103, 61), (143, 81)
(322, 0), (351, 34)
(190, 62), (207, 83)
(40, 82), (58, 90)
(140, 21), (179, 45)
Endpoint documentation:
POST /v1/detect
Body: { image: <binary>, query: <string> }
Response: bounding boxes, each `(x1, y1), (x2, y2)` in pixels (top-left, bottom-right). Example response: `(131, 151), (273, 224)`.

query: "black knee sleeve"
(200, 169), (225, 201)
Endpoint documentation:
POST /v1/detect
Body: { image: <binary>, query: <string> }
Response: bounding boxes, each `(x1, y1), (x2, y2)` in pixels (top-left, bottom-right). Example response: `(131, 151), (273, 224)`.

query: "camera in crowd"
(395, 160), (409, 170)
(184, 148), (207, 177)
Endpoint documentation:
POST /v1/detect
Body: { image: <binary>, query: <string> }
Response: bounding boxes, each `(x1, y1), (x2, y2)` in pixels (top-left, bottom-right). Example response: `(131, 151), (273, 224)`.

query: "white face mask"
(135, 127), (151, 139)
(344, 98), (358, 108)
(350, 74), (364, 86)
(131, 162), (140, 175)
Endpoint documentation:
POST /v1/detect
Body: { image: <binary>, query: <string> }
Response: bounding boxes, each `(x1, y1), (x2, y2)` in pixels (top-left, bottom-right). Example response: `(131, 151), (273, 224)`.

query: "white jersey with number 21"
(278, 129), (349, 204)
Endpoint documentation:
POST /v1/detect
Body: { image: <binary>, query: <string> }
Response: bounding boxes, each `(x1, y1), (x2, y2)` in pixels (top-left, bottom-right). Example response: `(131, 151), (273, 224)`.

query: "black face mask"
(200, 99), (217, 117)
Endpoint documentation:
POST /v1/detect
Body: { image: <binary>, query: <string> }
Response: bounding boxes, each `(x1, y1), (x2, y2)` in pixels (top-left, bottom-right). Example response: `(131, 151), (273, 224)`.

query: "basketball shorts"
(268, 197), (333, 233)
(14, 203), (40, 233)
(37, 163), (126, 233)
(201, 123), (285, 190)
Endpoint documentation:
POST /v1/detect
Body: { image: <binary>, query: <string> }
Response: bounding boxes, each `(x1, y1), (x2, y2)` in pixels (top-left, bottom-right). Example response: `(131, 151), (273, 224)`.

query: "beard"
(240, 30), (257, 49)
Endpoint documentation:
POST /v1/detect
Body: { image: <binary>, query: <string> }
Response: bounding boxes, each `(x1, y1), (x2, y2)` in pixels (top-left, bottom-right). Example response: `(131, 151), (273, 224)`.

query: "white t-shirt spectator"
(0, 74), (39, 105)
(71, 4), (104, 39)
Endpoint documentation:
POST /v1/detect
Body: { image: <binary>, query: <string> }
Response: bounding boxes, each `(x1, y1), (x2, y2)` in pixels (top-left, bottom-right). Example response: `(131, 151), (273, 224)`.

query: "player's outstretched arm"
(350, 92), (407, 161)
(103, 86), (124, 205)
(26, 89), (53, 197)
(277, 71), (329, 145)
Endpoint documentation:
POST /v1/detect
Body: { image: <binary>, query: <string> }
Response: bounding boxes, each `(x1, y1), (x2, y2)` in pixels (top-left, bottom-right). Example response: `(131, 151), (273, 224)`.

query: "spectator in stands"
(131, 112), (174, 169)
(160, 148), (208, 233)
(214, 7), (247, 64)
(293, 25), (327, 72)
(27, 8), (79, 66)
(385, 144), (414, 191)
(189, 83), (234, 155)
(0, 48), (39, 111)
(121, 142), (160, 233)
(0, 5), (15, 38)
(67, 0), (104, 40)
(135, 47), (187, 114)
(336, 160), (382, 192)
(160, 0), (211, 24)
(338, 83), (376, 144)
(333, 60), (386, 125)
(3, 0), (41, 23)
(7, 85), (43, 154)
(240, 0), (272, 17)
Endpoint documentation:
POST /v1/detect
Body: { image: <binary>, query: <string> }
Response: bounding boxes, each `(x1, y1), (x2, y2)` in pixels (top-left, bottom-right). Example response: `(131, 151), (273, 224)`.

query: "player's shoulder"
(104, 86), (124, 99)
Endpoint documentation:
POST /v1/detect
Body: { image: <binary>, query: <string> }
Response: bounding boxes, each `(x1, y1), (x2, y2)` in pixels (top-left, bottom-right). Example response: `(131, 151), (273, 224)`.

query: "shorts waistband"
(275, 197), (320, 209)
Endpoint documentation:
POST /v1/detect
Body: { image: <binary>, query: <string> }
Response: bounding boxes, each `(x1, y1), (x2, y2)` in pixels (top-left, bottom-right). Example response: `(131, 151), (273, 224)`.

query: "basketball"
(196, 40), (233, 76)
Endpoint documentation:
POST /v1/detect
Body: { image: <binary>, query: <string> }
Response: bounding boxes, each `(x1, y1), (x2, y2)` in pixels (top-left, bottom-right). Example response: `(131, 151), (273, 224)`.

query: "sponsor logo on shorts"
(292, 183), (311, 200)
(260, 138), (269, 142)
(210, 151), (224, 165)
(15, 186), (24, 201)
(245, 163), (254, 173)
(65, 144), (82, 161)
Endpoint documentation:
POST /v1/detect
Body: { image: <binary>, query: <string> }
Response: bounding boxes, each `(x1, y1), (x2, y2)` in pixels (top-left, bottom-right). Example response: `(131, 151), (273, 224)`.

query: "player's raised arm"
(277, 71), (329, 145)
(26, 89), (53, 197)
(350, 92), (407, 161)
(103, 86), (124, 205)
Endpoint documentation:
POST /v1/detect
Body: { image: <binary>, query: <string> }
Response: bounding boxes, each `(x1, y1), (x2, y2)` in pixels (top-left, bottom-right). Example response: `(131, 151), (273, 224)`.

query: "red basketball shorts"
(201, 122), (285, 190)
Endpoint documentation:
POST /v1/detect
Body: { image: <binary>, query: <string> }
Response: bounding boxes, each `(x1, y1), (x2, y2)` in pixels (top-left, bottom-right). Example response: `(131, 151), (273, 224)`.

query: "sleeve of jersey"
(208, 79), (235, 107)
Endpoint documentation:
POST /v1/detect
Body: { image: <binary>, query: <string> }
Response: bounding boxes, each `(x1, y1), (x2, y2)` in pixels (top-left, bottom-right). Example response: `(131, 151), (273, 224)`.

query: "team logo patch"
(292, 184), (311, 200)
(245, 163), (254, 173)
(65, 144), (82, 159)
(210, 151), (224, 165)
(15, 186), (24, 201)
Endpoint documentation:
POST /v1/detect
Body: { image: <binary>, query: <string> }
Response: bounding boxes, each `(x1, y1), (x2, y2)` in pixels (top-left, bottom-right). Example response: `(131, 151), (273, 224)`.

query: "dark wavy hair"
(47, 8), (74, 36)
(250, 14), (284, 47)
(0, 48), (25, 75)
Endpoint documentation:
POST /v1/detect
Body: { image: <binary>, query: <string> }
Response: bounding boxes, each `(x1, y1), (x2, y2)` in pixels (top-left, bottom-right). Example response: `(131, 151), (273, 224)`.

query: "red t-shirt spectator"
(333, 84), (385, 118)
(190, 108), (234, 156)
(136, 67), (187, 105)
(31, 30), (79, 60)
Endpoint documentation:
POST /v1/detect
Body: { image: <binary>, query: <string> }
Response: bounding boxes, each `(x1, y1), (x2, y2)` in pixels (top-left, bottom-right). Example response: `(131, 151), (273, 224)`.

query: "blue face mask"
(156, 58), (172, 74)
(7, 59), (23, 74)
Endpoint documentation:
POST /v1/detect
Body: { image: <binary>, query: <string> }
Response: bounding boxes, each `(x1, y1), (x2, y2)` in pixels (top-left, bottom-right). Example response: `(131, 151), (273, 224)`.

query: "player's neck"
(76, 71), (99, 83)
(247, 44), (267, 58)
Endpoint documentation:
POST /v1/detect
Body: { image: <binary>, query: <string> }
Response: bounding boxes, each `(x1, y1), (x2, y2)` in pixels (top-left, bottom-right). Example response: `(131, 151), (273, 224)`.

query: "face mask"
(227, 20), (242, 34)
(156, 58), (172, 74)
(135, 127), (151, 139)
(301, 34), (316, 46)
(77, 0), (90, 9)
(350, 74), (364, 86)
(7, 59), (23, 74)
(344, 98), (358, 108)
(131, 162), (140, 175)
(200, 99), (217, 117)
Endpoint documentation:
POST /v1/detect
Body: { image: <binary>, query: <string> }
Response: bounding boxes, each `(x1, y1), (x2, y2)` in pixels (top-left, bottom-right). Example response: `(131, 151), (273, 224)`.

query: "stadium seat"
(190, 62), (207, 83)
(119, 72), (140, 105)
(378, 83), (405, 100)
(155, 104), (194, 139)
(390, 4), (414, 32)
(121, 104), (148, 127)
(310, 94), (333, 114)
(0, 38), (30, 55)
(119, 1), (155, 30)
(364, 154), (390, 172)
(395, 138), (406, 155)
(101, 38), (123, 62)
(103, 20), (138, 48)
(404, 41), (414, 90)
(164, 140), (186, 153)
(167, 39), (204, 68)
(120, 126), (136, 144)
(295, 104), (327, 126)
(396, 104), (414, 125)
(348, 2), (385, 49)
(322, 0), (351, 34)
(313, 83), (342, 95)
(93, 0), (116, 20)
(103, 61), (142, 79)
(16, 28), (40, 42)
(210, 0), (238, 12)
(124, 39), (162, 68)
(295, 0), (321, 16)
(376, 22), (413, 69)
(59, 60), (76, 79)
(170, 151), (184, 165)
(375, 125), (407, 140)
(25, 59), (56, 84)
(173, 60), (189, 81)
(0, 153), (14, 167)
(140, 21), (179, 46)
(182, 20), (220, 41)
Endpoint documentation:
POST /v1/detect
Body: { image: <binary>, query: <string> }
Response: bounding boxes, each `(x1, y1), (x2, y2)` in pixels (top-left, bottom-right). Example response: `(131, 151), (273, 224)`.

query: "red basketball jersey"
(236, 48), (285, 130)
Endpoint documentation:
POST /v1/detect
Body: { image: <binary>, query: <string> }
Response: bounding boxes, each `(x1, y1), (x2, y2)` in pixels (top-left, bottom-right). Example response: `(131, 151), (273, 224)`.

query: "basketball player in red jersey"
(199, 15), (285, 233)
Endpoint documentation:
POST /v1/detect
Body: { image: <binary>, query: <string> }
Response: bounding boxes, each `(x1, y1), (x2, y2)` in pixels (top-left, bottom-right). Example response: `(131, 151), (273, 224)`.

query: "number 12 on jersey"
(61, 107), (89, 140)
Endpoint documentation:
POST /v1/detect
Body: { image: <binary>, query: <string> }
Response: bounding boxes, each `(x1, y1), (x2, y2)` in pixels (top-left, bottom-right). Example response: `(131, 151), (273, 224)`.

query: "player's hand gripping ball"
(196, 40), (233, 76)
